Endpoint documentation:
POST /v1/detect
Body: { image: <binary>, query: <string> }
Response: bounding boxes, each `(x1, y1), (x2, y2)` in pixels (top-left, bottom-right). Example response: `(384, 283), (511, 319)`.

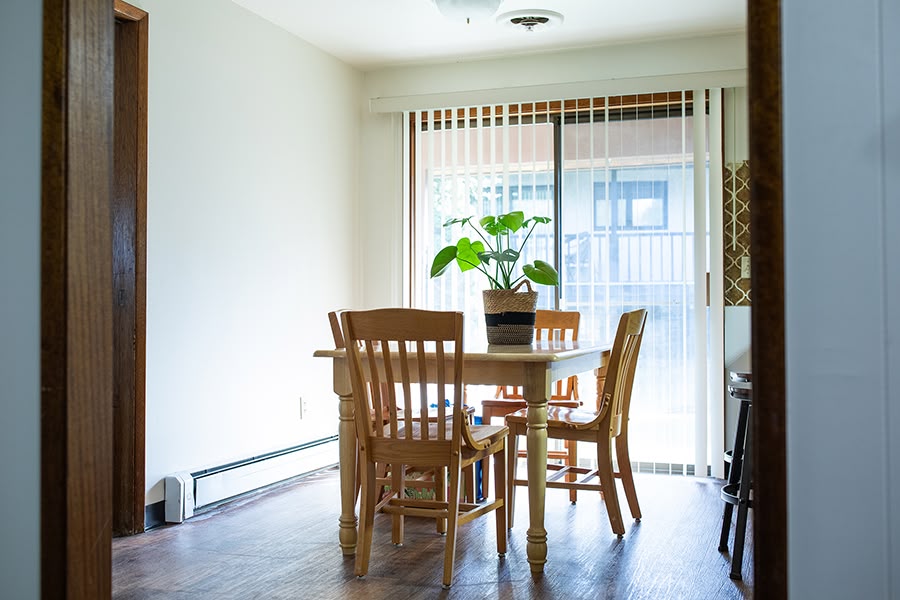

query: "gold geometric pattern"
(723, 161), (751, 306)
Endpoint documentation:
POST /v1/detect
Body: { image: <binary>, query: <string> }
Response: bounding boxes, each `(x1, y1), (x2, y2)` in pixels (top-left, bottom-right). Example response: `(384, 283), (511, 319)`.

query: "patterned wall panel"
(724, 161), (751, 306)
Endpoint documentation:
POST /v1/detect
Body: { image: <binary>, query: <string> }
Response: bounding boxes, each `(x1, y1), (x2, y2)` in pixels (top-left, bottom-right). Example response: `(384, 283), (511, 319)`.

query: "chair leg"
(353, 445), (361, 507)
(615, 434), (641, 520)
(435, 466), (448, 534)
(355, 458), (377, 578)
(493, 443), (507, 555)
(719, 501), (735, 552)
(566, 439), (578, 504)
(375, 461), (390, 504)
(597, 436), (625, 537)
(441, 461), (463, 589)
(507, 426), (519, 529)
(720, 397), (750, 551)
(390, 463), (405, 545)
(730, 408), (753, 580)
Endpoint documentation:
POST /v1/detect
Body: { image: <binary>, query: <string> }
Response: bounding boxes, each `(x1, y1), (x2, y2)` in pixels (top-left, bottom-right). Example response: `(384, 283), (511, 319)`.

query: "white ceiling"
(231, 0), (746, 71)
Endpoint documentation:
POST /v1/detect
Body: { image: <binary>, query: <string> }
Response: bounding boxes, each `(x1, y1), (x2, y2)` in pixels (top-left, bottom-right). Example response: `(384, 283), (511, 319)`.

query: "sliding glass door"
(558, 97), (706, 470)
(409, 94), (714, 471)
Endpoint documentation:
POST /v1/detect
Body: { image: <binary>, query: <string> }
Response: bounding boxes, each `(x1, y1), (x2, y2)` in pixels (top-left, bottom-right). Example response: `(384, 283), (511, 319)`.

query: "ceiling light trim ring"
(496, 9), (565, 32)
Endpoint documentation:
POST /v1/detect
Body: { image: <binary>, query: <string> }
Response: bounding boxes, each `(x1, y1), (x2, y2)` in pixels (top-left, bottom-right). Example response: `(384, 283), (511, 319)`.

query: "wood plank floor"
(113, 467), (753, 599)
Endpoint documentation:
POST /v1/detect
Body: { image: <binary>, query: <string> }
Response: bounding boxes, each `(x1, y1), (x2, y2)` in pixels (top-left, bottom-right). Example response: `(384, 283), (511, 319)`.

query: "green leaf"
(478, 250), (503, 264)
(523, 259), (559, 285)
(481, 219), (505, 236)
(444, 216), (472, 228)
(497, 249), (519, 262)
(531, 216), (552, 224)
(478, 215), (497, 229)
(499, 211), (525, 232)
(455, 238), (481, 272)
(430, 245), (457, 277)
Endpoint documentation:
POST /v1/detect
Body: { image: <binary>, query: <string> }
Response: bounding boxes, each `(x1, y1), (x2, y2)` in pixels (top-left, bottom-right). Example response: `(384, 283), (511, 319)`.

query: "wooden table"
(314, 340), (610, 574)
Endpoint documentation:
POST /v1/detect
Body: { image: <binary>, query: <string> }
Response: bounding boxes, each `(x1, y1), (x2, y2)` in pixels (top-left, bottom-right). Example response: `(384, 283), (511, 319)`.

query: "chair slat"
(398, 342), (413, 440)
(381, 340), (399, 439)
(365, 340), (384, 438)
(436, 340), (445, 441)
(417, 340), (428, 440)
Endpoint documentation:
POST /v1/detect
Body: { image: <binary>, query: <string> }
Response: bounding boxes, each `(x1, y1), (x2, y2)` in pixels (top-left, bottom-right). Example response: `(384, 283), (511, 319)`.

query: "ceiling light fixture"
(496, 9), (564, 32)
(431, 0), (503, 24)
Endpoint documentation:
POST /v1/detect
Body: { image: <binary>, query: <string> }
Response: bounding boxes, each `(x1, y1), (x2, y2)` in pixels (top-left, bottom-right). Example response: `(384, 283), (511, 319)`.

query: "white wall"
(130, 0), (363, 504)
(783, 1), (899, 597)
(359, 33), (747, 308)
(0, 1), (41, 597)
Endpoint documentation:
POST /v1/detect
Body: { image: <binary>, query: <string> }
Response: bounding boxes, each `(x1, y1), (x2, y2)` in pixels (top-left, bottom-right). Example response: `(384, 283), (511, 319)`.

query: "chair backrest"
(341, 308), (466, 460)
(534, 309), (580, 344)
(497, 309), (581, 401)
(596, 308), (647, 438)
(327, 310), (345, 349)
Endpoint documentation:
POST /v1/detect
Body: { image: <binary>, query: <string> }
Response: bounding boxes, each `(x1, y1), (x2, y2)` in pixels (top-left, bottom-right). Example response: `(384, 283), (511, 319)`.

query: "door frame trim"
(41, 0), (114, 596)
(112, 0), (149, 537)
(748, 1), (787, 598)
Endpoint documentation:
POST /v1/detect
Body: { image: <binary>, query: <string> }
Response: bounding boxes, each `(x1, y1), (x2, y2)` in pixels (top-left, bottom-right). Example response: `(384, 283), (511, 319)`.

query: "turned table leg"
(523, 365), (550, 574)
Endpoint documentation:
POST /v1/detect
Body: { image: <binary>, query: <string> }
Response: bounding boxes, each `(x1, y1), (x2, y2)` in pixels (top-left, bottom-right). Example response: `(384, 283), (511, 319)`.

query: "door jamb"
(112, 0), (148, 537)
(748, 1), (787, 598)
(41, 0), (114, 596)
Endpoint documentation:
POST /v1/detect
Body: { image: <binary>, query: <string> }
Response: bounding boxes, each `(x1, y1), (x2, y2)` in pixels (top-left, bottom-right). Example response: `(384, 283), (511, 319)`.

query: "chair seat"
(466, 424), (508, 445)
(506, 405), (600, 429)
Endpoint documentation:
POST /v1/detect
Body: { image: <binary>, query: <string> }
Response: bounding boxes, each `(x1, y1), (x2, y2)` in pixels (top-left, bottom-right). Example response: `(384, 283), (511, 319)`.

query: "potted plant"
(430, 211), (559, 344)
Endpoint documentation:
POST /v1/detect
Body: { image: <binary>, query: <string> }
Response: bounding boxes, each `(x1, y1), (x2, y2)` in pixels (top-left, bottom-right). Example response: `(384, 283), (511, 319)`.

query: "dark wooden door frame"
(41, 0), (114, 597)
(112, 0), (148, 537)
(40, 2), (787, 598)
(748, 1), (787, 598)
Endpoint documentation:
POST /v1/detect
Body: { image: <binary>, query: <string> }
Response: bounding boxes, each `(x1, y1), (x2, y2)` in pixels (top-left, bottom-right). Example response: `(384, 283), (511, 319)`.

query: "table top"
(314, 340), (609, 363)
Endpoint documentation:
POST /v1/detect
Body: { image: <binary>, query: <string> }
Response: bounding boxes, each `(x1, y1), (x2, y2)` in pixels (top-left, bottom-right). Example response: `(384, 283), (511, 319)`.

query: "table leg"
(334, 358), (358, 555)
(523, 365), (550, 574)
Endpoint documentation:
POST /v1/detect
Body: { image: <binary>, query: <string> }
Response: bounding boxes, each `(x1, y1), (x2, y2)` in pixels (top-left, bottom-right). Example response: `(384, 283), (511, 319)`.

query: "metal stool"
(718, 373), (752, 580)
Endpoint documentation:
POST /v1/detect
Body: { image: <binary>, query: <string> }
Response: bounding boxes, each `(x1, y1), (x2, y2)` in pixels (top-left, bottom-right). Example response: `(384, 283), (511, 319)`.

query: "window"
(594, 178), (668, 230)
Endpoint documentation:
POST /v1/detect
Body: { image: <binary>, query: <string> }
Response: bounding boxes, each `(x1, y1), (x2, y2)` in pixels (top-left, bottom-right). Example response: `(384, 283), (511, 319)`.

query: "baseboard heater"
(165, 435), (338, 523)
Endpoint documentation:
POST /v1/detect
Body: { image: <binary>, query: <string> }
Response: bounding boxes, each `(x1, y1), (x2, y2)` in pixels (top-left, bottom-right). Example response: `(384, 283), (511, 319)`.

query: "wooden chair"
(342, 308), (508, 589)
(480, 309), (582, 502)
(329, 311), (467, 506)
(505, 308), (647, 536)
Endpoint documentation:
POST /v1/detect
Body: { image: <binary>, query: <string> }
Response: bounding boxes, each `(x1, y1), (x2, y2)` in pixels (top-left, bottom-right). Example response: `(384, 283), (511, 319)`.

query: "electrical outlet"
(740, 256), (751, 279)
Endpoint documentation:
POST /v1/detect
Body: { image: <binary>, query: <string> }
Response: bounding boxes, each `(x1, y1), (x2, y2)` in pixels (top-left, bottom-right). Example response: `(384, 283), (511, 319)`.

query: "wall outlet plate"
(740, 256), (751, 279)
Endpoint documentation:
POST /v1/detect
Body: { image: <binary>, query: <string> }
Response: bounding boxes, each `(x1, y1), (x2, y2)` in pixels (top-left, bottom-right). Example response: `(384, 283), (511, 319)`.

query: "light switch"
(740, 256), (751, 279)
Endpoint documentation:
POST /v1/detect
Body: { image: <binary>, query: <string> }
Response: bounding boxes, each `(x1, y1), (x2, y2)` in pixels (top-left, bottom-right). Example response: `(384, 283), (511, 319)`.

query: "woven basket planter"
(482, 280), (538, 345)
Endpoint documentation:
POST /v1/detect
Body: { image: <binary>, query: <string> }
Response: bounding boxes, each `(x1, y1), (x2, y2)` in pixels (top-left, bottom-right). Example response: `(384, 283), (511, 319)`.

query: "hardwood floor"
(113, 467), (753, 599)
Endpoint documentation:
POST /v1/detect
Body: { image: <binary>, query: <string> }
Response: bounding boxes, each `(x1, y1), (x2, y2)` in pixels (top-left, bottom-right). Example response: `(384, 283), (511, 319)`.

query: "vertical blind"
(406, 91), (723, 473)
